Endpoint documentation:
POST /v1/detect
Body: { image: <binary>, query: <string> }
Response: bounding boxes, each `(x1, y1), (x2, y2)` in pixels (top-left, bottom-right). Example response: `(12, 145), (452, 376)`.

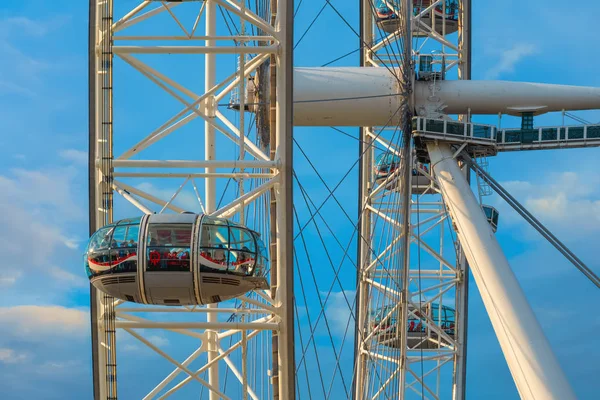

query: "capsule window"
(88, 227), (112, 252)
(146, 224), (192, 272)
(109, 224), (138, 274)
(85, 227), (113, 278)
(198, 223), (232, 272)
(254, 235), (268, 276)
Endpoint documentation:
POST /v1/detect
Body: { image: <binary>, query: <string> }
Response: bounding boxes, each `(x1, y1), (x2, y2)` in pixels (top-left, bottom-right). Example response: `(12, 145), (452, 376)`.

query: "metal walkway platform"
(497, 124), (600, 151)
(412, 117), (600, 155)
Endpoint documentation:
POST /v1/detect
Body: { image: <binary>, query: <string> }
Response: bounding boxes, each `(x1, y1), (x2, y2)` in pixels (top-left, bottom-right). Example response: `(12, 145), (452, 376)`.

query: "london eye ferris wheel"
(88, 1), (600, 399)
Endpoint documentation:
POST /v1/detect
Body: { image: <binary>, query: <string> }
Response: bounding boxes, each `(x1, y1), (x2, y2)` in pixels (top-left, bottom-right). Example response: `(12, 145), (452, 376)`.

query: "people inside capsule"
(374, 1), (398, 22)
(374, 152), (430, 183)
(374, 1), (459, 24)
(85, 215), (267, 279)
(371, 304), (455, 336)
(86, 218), (140, 276)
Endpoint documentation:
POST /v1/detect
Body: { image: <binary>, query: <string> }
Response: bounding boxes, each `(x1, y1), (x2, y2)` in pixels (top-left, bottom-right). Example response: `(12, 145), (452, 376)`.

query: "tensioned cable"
(294, 3), (328, 49)
(292, 237), (330, 398)
(292, 196), (391, 399)
(329, 126), (391, 153)
(293, 115), (408, 399)
(293, 300), (314, 400)
(293, 104), (405, 241)
(462, 152), (600, 289)
(291, 202), (351, 396)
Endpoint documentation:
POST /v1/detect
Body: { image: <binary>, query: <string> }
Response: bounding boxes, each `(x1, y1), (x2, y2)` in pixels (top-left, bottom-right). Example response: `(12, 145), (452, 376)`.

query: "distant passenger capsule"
(373, 153), (432, 194)
(371, 303), (455, 349)
(85, 214), (269, 305)
(375, 0), (459, 36)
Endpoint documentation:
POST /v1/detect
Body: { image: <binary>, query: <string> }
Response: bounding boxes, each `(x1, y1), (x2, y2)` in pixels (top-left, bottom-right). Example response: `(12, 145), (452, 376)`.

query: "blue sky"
(0, 0), (599, 399)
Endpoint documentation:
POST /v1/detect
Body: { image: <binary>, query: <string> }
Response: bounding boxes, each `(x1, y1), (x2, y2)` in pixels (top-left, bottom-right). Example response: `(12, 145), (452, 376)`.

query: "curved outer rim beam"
(427, 142), (576, 400)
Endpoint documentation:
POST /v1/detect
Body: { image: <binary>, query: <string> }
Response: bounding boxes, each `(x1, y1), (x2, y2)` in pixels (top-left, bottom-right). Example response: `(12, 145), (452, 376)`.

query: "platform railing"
(497, 124), (600, 145)
(412, 117), (497, 145)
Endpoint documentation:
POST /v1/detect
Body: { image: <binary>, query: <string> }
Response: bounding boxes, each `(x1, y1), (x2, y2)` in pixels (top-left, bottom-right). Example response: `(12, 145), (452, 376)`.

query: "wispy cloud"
(0, 168), (86, 290)
(59, 149), (87, 166)
(0, 15), (71, 97)
(485, 43), (537, 79)
(325, 290), (355, 338)
(0, 305), (88, 339)
(498, 171), (600, 238)
(0, 348), (29, 364)
(47, 267), (88, 288)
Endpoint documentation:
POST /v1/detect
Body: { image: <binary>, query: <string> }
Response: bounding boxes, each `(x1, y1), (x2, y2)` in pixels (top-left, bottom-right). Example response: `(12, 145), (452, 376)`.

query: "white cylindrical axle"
(293, 67), (403, 126)
(292, 67), (600, 126)
(427, 143), (576, 400)
(415, 80), (600, 116)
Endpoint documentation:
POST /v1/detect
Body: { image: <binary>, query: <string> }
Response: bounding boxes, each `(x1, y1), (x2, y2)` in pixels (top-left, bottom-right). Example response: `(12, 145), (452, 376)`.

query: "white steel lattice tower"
(354, 1), (471, 398)
(89, 1), (294, 398)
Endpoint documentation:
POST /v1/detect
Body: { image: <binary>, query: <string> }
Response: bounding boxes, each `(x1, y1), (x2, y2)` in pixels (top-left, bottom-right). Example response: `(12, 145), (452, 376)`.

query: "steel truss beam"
(354, 1), (470, 398)
(89, 1), (293, 398)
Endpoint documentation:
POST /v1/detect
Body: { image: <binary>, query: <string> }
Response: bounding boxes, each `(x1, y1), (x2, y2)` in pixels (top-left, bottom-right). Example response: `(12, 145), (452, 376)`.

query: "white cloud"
(325, 290), (355, 338)
(147, 335), (170, 347)
(59, 149), (87, 166)
(0, 17), (52, 38)
(0, 273), (19, 287)
(0, 15), (71, 98)
(0, 306), (88, 339)
(497, 171), (600, 238)
(0, 168), (86, 290)
(47, 267), (88, 288)
(485, 43), (537, 79)
(0, 348), (29, 364)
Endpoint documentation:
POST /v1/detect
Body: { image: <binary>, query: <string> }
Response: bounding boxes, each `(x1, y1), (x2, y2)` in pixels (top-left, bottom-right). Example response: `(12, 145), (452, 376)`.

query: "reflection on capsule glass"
(85, 214), (269, 305)
(370, 303), (456, 349)
(374, 0), (459, 35)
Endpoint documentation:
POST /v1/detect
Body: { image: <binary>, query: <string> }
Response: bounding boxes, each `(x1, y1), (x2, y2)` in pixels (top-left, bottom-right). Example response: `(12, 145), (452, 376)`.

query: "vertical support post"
(91, 0), (117, 398)
(273, 0), (295, 398)
(204, 1), (219, 398)
(269, 0), (279, 397)
(427, 143), (576, 400)
(452, 162), (469, 400)
(354, 1), (373, 398)
(397, 134), (412, 399)
(458, 0), (471, 81)
(354, 128), (373, 400)
(454, 2), (472, 397)
(398, 1), (414, 396)
(89, 2), (104, 398)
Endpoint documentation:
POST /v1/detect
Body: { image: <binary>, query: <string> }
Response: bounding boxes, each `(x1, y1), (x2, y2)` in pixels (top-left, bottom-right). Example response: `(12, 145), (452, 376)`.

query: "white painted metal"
(427, 143), (576, 400)
(293, 67), (403, 127)
(415, 80), (600, 116)
(354, 1), (470, 398)
(293, 68), (600, 125)
(205, 3), (221, 394)
(90, 1), (292, 398)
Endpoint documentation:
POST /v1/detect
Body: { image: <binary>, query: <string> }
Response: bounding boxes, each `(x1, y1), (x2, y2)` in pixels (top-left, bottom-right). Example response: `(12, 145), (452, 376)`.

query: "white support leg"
(427, 142), (576, 400)
(274, 0), (294, 397)
(205, 1), (219, 398)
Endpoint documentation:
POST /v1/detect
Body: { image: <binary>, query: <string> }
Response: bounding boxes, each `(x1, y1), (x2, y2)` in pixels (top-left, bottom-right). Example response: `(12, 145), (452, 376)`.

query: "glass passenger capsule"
(374, 152), (432, 193)
(85, 214), (268, 305)
(371, 303), (456, 349)
(374, 0), (459, 36)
